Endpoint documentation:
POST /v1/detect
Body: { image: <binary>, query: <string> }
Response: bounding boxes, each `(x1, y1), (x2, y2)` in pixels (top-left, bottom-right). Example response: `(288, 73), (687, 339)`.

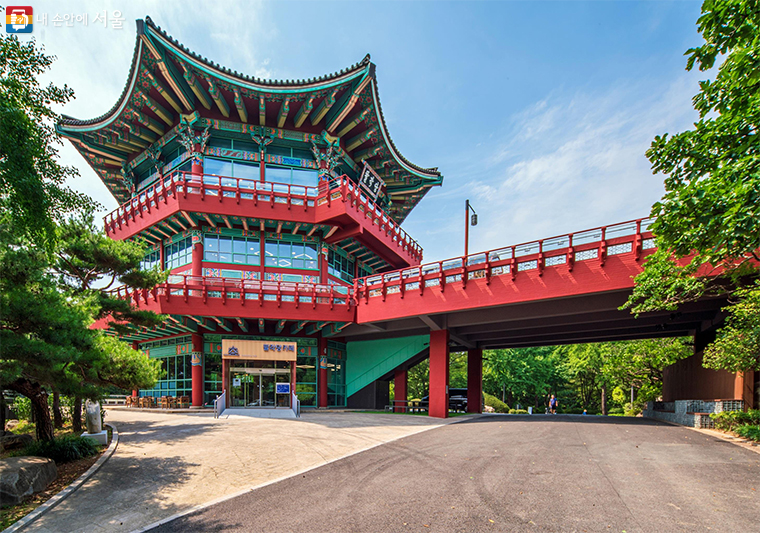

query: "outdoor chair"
(178, 396), (190, 408)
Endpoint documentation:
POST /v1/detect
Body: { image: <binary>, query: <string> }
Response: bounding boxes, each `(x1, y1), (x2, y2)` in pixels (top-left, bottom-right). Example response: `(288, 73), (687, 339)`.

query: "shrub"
(508, 409), (516, 414)
(514, 409), (529, 414)
(608, 407), (624, 415)
(711, 411), (753, 431)
(483, 393), (509, 413)
(563, 407), (585, 415)
(735, 425), (760, 442)
(11, 396), (32, 422)
(17, 434), (101, 464)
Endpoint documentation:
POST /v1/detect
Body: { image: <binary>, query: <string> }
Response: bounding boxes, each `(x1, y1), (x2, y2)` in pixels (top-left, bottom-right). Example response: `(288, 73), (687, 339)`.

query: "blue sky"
(31, 0), (705, 263)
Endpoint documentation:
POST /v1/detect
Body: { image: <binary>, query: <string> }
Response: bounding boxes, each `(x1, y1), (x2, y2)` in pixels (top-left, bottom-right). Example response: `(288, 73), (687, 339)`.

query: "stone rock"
(85, 400), (102, 434)
(0, 433), (33, 453)
(0, 457), (57, 507)
(4, 420), (19, 432)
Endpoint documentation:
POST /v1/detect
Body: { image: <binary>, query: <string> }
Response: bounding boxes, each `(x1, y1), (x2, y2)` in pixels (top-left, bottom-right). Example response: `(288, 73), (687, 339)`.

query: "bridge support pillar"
(191, 333), (204, 407)
(394, 368), (407, 413)
(429, 329), (450, 418)
(467, 349), (483, 414)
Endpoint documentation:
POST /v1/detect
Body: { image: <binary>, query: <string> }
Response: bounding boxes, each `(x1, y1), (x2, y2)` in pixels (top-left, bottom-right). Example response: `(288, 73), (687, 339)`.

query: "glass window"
(209, 138), (232, 149)
(233, 161), (259, 181)
(328, 249), (355, 282)
(265, 166), (291, 183)
(141, 249), (161, 271)
(165, 236), (193, 270)
(204, 234), (259, 266)
(204, 157), (232, 177)
(233, 140), (257, 152)
(291, 169), (318, 188)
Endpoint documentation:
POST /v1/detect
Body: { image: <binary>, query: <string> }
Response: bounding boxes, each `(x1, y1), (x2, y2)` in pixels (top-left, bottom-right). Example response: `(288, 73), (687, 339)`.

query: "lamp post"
(464, 199), (478, 257)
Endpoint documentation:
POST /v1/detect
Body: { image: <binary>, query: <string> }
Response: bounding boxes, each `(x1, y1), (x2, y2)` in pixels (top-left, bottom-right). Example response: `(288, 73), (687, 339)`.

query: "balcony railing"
(354, 218), (656, 302)
(111, 275), (354, 310)
(102, 172), (423, 262)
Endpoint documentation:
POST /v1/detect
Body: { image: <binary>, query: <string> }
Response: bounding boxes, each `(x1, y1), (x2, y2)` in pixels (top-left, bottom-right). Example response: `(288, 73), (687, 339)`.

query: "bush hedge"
(17, 434), (101, 464)
(735, 425), (760, 442)
(710, 410), (760, 431)
(483, 393), (509, 413)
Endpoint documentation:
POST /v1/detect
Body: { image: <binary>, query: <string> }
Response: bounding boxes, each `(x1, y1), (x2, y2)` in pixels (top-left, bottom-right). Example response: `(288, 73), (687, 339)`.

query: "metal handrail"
(214, 391), (226, 419)
(292, 392), (300, 418)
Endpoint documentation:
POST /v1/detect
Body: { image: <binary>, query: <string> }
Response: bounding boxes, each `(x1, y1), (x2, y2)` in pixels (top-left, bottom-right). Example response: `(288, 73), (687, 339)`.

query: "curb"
(130, 415), (471, 533)
(687, 425), (760, 456)
(2, 423), (120, 533)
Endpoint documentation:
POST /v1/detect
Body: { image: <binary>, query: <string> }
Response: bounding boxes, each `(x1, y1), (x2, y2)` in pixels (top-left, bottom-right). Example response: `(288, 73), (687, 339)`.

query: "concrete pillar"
(318, 337), (328, 408)
(429, 329), (450, 418)
(394, 368), (407, 413)
(191, 333), (204, 407)
(467, 349), (483, 414)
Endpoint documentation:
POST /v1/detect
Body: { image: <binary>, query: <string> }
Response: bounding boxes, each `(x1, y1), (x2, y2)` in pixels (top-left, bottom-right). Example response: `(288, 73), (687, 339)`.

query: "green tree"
(0, 231), (161, 441)
(624, 0), (760, 372)
(0, 34), (90, 252)
(484, 347), (563, 409)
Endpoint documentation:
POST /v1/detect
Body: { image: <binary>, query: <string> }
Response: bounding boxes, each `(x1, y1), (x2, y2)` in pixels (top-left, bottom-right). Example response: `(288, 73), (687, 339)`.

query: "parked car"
(420, 388), (470, 412)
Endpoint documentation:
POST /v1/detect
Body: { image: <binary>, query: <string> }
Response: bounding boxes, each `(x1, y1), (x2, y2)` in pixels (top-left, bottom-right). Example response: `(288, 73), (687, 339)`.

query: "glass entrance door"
(261, 374), (275, 407)
(230, 366), (291, 408)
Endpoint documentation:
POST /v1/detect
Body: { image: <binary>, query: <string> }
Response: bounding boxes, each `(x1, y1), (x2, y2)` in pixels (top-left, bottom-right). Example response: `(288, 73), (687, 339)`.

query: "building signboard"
(222, 339), (297, 361)
(359, 162), (383, 201)
(275, 383), (290, 395)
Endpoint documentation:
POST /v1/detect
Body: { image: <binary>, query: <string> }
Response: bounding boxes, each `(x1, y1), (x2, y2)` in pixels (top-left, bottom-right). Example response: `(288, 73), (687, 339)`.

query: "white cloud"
(448, 74), (702, 258)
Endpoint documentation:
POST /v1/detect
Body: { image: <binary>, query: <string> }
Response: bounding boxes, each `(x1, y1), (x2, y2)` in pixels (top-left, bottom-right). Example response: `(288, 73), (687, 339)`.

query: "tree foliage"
(624, 0), (760, 372)
(0, 37), (162, 441)
(0, 229), (161, 441)
(0, 34), (91, 252)
(623, 0), (760, 370)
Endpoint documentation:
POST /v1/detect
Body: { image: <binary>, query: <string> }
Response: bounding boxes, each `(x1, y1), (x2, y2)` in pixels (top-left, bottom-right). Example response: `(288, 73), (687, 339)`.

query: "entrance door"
(261, 374), (276, 407)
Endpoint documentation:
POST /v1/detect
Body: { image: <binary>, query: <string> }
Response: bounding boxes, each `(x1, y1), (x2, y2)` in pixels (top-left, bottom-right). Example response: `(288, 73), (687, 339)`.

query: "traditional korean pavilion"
(57, 17), (442, 411)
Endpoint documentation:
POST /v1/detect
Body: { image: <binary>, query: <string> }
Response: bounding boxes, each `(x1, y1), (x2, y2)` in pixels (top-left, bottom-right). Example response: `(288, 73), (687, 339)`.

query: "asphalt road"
(150, 415), (760, 533)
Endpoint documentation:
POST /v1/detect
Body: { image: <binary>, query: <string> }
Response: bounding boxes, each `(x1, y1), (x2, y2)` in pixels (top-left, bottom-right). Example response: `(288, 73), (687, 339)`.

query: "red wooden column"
(318, 337), (328, 408)
(429, 329), (450, 418)
(394, 368), (407, 413)
(191, 141), (203, 176)
(222, 357), (230, 408)
(191, 238), (203, 277)
(191, 333), (204, 407)
(467, 349), (483, 414)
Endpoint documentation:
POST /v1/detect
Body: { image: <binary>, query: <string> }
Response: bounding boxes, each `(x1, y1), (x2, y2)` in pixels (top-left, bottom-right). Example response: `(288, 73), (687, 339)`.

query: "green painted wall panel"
(346, 335), (429, 397)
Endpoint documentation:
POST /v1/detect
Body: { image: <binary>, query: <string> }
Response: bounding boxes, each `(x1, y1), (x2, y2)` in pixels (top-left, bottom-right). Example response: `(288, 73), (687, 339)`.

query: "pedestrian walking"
(549, 394), (558, 414)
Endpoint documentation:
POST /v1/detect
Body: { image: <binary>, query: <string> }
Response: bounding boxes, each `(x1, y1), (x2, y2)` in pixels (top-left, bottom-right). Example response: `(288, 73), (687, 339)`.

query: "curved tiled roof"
(58, 16), (443, 218)
(144, 16), (372, 88)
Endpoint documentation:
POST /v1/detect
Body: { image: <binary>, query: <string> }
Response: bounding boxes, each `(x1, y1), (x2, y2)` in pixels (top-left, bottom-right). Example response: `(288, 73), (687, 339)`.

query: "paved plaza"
(22, 409), (452, 533)
(153, 415), (760, 533)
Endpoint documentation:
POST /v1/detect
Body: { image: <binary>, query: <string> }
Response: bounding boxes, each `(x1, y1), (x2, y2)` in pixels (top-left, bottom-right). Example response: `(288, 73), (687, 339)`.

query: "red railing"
(354, 218), (656, 302)
(102, 172), (423, 262)
(110, 275), (354, 311)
